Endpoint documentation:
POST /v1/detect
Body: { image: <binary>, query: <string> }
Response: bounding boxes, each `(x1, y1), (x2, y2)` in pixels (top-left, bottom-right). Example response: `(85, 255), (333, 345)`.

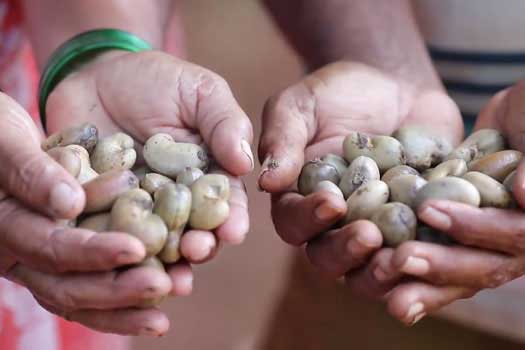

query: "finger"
(180, 230), (218, 264)
(191, 72), (254, 176)
(386, 282), (475, 326)
(0, 197), (145, 272)
(271, 191), (347, 246)
(213, 172), (249, 245)
(344, 248), (403, 299)
(305, 220), (382, 278)
(37, 298), (169, 336)
(258, 85), (311, 192)
(8, 263), (172, 310)
(391, 240), (516, 289)
(0, 93), (84, 219)
(166, 261), (193, 296)
(418, 199), (525, 255)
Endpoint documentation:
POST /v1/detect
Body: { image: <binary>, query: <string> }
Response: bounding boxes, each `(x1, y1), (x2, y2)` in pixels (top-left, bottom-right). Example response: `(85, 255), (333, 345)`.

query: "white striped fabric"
(414, 0), (525, 131)
(414, 1), (525, 340)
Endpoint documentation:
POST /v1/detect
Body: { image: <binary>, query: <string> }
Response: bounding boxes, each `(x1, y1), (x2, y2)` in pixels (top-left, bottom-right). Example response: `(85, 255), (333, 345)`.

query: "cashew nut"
(90, 133), (137, 173)
(338, 156), (380, 198)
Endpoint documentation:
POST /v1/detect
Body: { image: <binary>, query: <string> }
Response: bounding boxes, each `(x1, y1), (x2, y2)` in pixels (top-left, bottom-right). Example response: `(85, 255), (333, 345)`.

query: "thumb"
(257, 85), (311, 193)
(193, 74), (254, 176)
(0, 93), (85, 219)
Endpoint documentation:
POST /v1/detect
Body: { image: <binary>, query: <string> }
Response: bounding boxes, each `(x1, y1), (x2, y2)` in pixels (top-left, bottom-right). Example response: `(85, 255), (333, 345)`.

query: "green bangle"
(38, 28), (152, 128)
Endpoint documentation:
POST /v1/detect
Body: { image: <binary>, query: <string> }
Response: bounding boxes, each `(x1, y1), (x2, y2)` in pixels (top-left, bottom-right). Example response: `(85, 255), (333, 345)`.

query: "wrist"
(38, 29), (152, 130)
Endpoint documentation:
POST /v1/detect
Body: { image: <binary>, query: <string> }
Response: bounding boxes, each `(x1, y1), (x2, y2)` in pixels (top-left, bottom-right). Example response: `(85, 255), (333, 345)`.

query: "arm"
(264, 0), (440, 90)
(22, 0), (170, 68)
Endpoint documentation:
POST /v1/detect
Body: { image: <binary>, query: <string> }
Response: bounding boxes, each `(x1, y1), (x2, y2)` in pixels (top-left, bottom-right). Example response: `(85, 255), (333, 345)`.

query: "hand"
(44, 50), (253, 332)
(258, 61), (463, 319)
(0, 93), (177, 335)
(382, 82), (525, 325)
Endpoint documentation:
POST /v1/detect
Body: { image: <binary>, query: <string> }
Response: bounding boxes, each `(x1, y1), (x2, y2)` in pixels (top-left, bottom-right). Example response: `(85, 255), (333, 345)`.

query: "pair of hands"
(259, 61), (525, 325)
(0, 50), (252, 335)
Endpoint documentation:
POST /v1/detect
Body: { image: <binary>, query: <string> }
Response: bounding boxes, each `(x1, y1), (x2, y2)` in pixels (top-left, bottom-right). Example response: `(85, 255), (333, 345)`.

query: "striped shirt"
(415, 0), (525, 134)
(415, 1), (525, 340)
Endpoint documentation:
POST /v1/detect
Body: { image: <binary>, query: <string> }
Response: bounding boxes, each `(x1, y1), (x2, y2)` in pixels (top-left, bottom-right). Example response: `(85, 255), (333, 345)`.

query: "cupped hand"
(42, 50), (253, 334)
(46, 49), (253, 257)
(258, 61), (462, 294)
(381, 81), (525, 326)
(0, 93), (180, 336)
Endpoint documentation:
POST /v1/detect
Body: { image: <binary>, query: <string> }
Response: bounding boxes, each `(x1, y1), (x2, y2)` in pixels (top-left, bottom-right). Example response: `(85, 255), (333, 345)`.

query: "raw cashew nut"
(141, 173), (174, 194)
(503, 170), (517, 192)
(371, 202), (417, 247)
(381, 165), (419, 183)
(90, 133), (137, 173)
(343, 132), (406, 172)
(110, 189), (168, 256)
(393, 126), (452, 171)
(154, 183), (192, 231)
(463, 171), (512, 208)
(64, 145), (98, 184)
(313, 180), (344, 199)
(83, 170), (139, 213)
(42, 122), (98, 153)
(78, 213), (111, 232)
(344, 180), (389, 224)
(298, 160), (339, 196)
(338, 156), (380, 198)
(468, 150), (523, 182)
(423, 159), (468, 181)
(153, 183), (191, 263)
(158, 228), (183, 264)
(446, 128), (506, 163)
(321, 154), (348, 177)
(387, 174), (427, 209)
(414, 176), (481, 209)
(189, 174), (230, 230)
(143, 133), (209, 178)
(176, 167), (204, 187)
(47, 146), (81, 177)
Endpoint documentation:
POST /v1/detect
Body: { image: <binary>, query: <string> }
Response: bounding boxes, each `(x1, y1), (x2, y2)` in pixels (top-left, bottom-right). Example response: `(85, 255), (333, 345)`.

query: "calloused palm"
(258, 61), (463, 324)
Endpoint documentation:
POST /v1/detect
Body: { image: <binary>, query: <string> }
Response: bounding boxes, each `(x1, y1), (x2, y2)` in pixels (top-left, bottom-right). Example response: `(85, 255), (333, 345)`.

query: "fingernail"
(411, 312), (427, 325)
(315, 203), (339, 222)
(405, 302), (425, 325)
(49, 182), (81, 216)
(240, 139), (254, 171)
(140, 327), (160, 337)
(401, 256), (430, 276)
(373, 266), (391, 282)
(259, 156), (278, 176)
(419, 206), (452, 230)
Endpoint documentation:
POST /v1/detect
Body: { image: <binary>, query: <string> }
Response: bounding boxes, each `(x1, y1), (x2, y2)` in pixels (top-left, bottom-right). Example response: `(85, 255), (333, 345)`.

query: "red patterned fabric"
(0, 1), (130, 349)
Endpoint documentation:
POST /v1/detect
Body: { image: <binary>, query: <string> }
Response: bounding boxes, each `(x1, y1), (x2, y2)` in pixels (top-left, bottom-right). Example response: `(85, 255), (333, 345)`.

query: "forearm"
(264, 0), (440, 89)
(22, 0), (170, 68)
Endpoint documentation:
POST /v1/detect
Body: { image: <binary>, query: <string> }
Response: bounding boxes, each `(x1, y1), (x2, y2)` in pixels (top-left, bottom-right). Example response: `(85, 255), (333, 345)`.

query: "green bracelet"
(38, 28), (152, 128)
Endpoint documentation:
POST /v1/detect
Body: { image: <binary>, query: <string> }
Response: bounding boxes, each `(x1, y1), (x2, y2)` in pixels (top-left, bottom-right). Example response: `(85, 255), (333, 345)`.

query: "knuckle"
(483, 264), (513, 289)
(38, 228), (69, 273)
(53, 286), (77, 310)
(8, 152), (53, 195)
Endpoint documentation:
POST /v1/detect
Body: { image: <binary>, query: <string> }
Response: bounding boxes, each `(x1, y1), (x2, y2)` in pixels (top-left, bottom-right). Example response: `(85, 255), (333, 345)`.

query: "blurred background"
(135, 1), (524, 349)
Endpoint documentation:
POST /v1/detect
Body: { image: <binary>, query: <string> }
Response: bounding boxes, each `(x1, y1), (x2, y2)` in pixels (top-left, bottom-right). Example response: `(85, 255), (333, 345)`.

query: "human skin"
(12, 0), (254, 336)
(260, 0), (466, 325)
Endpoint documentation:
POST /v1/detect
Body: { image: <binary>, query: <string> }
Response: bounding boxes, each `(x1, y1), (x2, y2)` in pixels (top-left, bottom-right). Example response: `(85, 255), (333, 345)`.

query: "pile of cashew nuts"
(43, 123), (230, 306)
(299, 127), (521, 247)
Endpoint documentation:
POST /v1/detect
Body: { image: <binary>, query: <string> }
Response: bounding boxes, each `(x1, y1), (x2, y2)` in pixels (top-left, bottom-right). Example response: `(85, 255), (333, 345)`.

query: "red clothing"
(0, 2), (129, 349)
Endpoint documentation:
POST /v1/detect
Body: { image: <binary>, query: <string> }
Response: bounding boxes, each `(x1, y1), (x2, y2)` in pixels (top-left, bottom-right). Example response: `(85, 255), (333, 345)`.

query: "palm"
(45, 50), (254, 253)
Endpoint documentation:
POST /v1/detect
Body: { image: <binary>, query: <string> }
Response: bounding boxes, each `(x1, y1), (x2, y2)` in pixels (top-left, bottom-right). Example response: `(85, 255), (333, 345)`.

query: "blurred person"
(259, 0), (525, 348)
(0, 0), (253, 349)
